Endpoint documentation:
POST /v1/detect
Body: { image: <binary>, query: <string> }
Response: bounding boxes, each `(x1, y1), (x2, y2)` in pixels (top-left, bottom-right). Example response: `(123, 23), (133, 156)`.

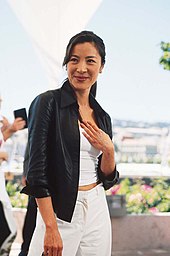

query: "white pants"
(28, 184), (112, 256)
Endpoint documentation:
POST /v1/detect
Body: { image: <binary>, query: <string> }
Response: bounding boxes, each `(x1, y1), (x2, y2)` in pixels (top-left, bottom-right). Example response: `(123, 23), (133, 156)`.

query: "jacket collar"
(60, 79), (77, 108)
(89, 95), (106, 117)
(60, 79), (106, 117)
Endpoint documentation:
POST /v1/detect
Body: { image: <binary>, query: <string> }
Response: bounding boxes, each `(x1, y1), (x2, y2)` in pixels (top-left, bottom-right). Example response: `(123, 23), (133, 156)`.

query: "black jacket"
(22, 80), (119, 222)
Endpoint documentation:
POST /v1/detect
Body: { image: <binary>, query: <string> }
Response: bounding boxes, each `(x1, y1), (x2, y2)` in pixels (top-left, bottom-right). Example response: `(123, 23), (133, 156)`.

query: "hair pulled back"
(63, 31), (106, 66)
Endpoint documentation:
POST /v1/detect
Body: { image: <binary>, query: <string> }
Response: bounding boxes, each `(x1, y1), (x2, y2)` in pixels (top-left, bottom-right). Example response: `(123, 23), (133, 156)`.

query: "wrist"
(8, 125), (16, 133)
(102, 144), (114, 155)
(45, 213), (58, 230)
(45, 220), (58, 230)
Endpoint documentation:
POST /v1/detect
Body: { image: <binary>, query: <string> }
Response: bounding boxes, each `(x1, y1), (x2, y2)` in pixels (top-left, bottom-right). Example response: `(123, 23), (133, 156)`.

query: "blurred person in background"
(0, 125), (16, 256)
(0, 94), (26, 255)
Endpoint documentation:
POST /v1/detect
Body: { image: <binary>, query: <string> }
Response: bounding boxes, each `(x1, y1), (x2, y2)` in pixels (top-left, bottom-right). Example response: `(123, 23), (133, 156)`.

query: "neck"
(75, 90), (90, 108)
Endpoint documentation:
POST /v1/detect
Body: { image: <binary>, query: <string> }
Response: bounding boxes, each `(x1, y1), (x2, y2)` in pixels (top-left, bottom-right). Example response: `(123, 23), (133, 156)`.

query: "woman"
(22, 31), (119, 256)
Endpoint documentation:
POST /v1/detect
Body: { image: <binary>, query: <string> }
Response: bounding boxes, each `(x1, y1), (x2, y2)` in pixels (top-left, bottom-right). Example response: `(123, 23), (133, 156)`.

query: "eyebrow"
(70, 54), (97, 59)
(86, 56), (97, 59)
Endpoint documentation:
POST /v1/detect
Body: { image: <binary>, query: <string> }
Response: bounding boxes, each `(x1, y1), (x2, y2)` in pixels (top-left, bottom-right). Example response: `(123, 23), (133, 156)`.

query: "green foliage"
(6, 182), (19, 197)
(108, 178), (170, 214)
(6, 181), (28, 208)
(159, 41), (170, 70)
(6, 177), (170, 213)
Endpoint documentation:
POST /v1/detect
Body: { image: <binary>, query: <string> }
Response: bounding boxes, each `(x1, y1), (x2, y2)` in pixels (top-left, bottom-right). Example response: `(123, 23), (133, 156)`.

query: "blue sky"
(0, 0), (170, 123)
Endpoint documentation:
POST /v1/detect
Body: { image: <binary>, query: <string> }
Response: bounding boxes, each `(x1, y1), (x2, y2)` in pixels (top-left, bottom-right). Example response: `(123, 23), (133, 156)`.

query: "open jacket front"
(22, 79), (119, 222)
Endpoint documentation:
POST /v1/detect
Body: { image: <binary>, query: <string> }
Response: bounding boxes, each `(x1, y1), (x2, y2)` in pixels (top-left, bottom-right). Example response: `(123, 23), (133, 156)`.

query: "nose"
(76, 61), (87, 73)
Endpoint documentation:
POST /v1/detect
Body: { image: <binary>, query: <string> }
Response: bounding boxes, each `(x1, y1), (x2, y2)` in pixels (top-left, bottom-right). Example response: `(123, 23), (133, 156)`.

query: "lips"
(74, 76), (88, 81)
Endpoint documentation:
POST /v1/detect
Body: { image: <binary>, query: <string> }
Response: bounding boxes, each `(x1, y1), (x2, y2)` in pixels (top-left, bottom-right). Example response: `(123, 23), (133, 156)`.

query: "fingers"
(80, 121), (103, 148)
(11, 118), (26, 131)
(14, 117), (26, 126)
(57, 250), (62, 256)
(1, 116), (10, 132)
(80, 121), (98, 131)
(80, 121), (101, 138)
(43, 227), (63, 256)
(44, 246), (62, 256)
(80, 121), (113, 153)
(44, 234), (63, 256)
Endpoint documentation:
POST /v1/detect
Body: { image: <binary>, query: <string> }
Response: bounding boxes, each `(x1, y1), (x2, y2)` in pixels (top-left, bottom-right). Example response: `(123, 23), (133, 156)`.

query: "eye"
(69, 57), (78, 63)
(87, 59), (96, 64)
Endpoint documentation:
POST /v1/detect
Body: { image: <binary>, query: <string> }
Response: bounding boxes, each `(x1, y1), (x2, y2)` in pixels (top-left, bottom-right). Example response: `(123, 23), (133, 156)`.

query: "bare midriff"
(78, 181), (100, 191)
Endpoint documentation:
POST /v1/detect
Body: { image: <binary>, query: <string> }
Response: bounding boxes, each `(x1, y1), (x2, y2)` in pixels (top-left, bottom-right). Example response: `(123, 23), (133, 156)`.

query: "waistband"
(77, 183), (104, 202)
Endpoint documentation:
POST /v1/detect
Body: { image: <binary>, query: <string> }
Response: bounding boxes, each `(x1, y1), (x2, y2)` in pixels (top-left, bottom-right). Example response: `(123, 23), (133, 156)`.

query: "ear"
(99, 65), (104, 73)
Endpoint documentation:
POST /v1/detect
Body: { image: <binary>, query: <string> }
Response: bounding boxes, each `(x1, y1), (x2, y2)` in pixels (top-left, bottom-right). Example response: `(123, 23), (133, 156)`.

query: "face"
(67, 42), (103, 93)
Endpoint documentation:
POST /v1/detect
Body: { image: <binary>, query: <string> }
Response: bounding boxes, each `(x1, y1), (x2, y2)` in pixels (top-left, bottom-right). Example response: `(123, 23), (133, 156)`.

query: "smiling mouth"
(74, 76), (88, 81)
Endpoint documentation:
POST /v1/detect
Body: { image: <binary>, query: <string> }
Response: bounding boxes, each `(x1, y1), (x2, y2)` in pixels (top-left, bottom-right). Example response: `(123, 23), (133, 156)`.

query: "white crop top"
(79, 127), (101, 186)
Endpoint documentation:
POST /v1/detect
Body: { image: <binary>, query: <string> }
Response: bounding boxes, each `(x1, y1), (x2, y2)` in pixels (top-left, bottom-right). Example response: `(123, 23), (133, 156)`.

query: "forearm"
(2, 127), (14, 141)
(2, 117), (26, 141)
(36, 197), (58, 230)
(36, 196), (63, 254)
(100, 145), (116, 176)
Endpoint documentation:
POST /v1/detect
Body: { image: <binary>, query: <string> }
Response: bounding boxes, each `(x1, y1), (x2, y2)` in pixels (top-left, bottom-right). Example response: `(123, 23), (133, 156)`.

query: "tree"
(159, 42), (170, 71)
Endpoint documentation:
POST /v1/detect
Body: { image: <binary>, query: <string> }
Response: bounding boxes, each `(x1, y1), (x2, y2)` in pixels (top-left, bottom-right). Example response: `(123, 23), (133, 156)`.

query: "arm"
(80, 120), (119, 189)
(2, 117), (26, 141)
(100, 141), (115, 175)
(36, 197), (63, 256)
(21, 92), (63, 255)
(80, 121), (115, 175)
(0, 116), (9, 133)
(23, 143), (29, 176)
(21, 92), (55, 197)
(0, 151), (8, 164)
(21, 143), (29, 186)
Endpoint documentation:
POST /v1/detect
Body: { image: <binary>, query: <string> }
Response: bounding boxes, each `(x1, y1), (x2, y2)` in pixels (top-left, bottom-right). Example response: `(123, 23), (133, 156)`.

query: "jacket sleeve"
(21, 91), (54, 198)
(97, 114), (119, 190)
(23, 143), (29, 177)
(98, 158), (119, 190)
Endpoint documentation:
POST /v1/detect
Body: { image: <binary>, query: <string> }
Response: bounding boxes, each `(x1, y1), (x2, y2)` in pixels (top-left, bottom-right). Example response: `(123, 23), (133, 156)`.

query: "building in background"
(113, 119), (170, 167)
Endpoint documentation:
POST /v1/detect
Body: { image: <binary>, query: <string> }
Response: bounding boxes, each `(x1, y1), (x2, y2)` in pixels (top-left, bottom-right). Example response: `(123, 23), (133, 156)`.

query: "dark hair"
(63, 31), (106, 66)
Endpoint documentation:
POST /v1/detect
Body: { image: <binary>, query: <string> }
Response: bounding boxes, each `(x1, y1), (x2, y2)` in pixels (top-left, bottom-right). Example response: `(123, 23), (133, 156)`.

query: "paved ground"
(10, 243), (170, 256)
(112, 249), (170, 256)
